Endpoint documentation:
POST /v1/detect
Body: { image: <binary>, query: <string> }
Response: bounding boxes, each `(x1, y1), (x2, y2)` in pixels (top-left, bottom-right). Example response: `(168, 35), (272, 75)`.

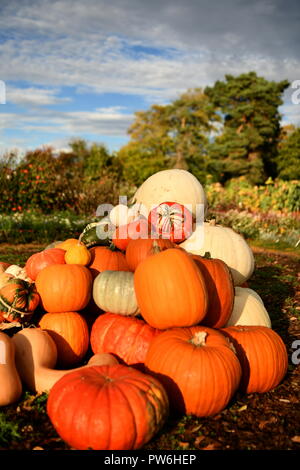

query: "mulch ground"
(0, 243), (299, 451)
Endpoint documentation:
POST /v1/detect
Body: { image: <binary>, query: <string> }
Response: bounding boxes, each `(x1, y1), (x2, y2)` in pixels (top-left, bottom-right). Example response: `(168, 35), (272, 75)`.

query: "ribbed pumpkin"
(145, 326), (242, 417)
(112, 217), (150, 251)
(35, 264), (92, 313)
(93, 271), (139, 316)
(180, 221), (255, 286)
(90, 312), (160, 367)
(0, 278), (40, 324)
(38, 312), (89, 367)
(221, 325), (288, 394)
(134, 247), (208, 329)
(47, 364), (169, 450)
(25, 248), (66, 281)
(88, 246), (130, 279)
(125, 238), (175, 272)
(225, 287), (272, 328)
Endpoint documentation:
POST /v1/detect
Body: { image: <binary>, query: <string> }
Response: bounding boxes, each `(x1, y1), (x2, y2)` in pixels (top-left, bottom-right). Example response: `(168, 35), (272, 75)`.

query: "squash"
(55, 238), (79, 251)
(0, 278), (40, 324)
(0, 273), (13, 290)
(180, 220), (255, 286)
(79, 217), (115, 248)
(93, 271), (139, 316)
(64, 242), (92, 266)
(47, 364), (169, 450)
(148, 201), (193, 243)
(38, 312), (90, 367)
(25, 248), (66, 281)
(0, 262), (11, 273)
(144, 326), (242, 417)
(221, 325), (288, 394)
(112, 217), (150, 251)
(0, 332), (22, 406)
(134, 247), (208, 329)
(5, 265), (33, 283)
(132, 169), (207, 219)
(35, 264), (92, 313)
(89, 246), (130, 279)
(225, 287), (272, 328)
(12, 328), (118, 393)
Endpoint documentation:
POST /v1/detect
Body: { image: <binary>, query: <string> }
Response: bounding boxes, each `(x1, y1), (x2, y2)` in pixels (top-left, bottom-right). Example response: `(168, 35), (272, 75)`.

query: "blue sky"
(0, 0), (300, 156)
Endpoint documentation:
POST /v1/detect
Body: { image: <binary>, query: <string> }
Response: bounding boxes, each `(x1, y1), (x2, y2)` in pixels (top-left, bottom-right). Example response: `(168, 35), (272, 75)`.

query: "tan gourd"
(12, 328), (119, 393)
(0, 332), (22, 406)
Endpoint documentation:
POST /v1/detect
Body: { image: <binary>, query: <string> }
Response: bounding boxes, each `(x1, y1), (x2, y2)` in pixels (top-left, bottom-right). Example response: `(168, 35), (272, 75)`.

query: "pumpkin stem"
(190, 331), (207, 347)
(203, 251), (211, 259)
(150, 240), (163, 255)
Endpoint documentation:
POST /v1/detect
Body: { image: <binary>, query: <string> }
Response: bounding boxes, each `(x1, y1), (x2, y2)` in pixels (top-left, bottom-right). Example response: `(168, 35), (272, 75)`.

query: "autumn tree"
(205, 72), (289, 184)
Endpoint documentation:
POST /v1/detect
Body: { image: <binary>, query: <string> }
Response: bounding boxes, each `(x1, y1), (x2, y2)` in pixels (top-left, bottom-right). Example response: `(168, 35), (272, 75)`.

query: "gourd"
(0, 262), (11, 273)
(79, 217), (115, 248)
(0, 332), (22, 406)
(47, 364), (169, 450)
(5, 265), (32, 282)
(38, 312), (90, 367)
(180, 220), (255, 286)
(134, 247), (208, 329)
(90, 312), (161, 367)
(148, 201), (193, 243)
(221, 325), (288, 394)
(12, 328), (118, 393)
(64, 242), (91, 266)
(25, 248), (66, 281)
(89, 246), (130, 279)
(192, 254), (234, 328)
(93, 271), (139, 316)
(145, 326), (242, 417)
(132, 169), (207, 218)
(225, 287), (272, 328)
(0, 278), (40, 324)
(35, 264), (92, 313)
(125, 238), (175, 272)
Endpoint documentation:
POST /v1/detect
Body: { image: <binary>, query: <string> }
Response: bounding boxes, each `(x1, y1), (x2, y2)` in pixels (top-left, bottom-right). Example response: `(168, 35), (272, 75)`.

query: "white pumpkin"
(180, 220), (255, 286)
(132, 169), (207, 219)
(93, 270), (139, 316)
(225, 287), (272, 328)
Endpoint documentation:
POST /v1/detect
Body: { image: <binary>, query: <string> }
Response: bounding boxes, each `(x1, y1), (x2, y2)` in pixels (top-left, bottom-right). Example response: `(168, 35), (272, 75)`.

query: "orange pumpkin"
(38, 312), (89, 367)
(192, 255), (234, 328)
(145, 326), (242, 416)
(221, 325), (288, 394)
(35, 264), (92, 313)
(125, 238), (175, 271)
(56, 238), (79, 251)
(134, 247), (208, 329)
(65, 242), (91, 266)
(25, 248), (66, 281)
(88, 246), (130, 279)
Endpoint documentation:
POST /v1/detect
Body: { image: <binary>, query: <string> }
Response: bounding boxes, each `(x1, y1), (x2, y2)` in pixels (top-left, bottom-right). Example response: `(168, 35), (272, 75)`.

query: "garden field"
(0, 243), (299, 451)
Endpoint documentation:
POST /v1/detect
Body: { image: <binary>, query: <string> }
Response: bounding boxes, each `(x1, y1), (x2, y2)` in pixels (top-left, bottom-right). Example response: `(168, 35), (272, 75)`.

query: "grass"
(0, 243), (299, 451)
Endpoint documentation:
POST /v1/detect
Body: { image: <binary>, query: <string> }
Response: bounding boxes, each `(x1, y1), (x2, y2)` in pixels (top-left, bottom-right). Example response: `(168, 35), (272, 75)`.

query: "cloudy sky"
(0, 0), (300, 155)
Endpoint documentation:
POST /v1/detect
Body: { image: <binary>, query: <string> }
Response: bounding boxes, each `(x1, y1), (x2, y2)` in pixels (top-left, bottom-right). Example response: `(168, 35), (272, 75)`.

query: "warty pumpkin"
(0, 332), (22, 406)
(47, 364), (169, 450)
(12, 328), (117, 393)
(221, 325), (288, 394)
(134, 247), (208, 329)
(145, 326), (242, 417)
(38, 312), (90, 367)
(35, 264), (92, 313)
(93, 271), (139, 316)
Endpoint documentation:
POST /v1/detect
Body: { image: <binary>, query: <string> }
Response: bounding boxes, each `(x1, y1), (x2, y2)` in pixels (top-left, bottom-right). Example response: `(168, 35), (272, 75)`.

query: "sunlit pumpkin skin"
(88, 246), (130, 279)
(55, 238), (79, 251)
(0, 278), (40, 324)
(35, 264), (92, 313)
(192, 255), (234, 328)
(145, 326), (241, 417)
(0, 332), (22, 406)
(221, 325), (288, 394)
(125, 238), (175, 272)
(148, 201), (193, 243)
(134, 248), (208, 329)
(112, 217), (150, 251)
(47, 364), (169, 450)
(38, 312), (89, 367)
(64, 242), (92, 266)
(90, 312), (161, 368)
(0, 262), (11, 274)
(225, 287), (272, 328)
(25, 248), (66, 281)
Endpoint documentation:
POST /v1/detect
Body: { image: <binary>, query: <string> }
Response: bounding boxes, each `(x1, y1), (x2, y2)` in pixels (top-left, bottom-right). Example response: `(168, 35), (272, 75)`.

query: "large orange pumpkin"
(125, 238), (175, 272)
(134, 247), (208, 329)
(25, 248), (66, 281)
(88, 246), (130, 279)
(47, 364), (169, 450)
(90, 312), (160, 368)
(145, 326), (241, 417)
(192, 255), (234, 328)
(221, 325), (288, 394)
(38, 312), (89, 367)
(35, 264), (92, 313)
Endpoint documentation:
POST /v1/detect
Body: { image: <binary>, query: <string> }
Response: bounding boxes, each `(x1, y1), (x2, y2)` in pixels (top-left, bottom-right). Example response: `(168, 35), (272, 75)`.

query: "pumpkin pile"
(0, 169), (289, 451)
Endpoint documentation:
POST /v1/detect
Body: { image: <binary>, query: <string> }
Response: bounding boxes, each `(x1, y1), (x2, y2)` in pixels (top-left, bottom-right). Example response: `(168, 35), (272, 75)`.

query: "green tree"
(117, 89), (220, 185)
(205, 72), (289, 184)
(276, 125), (300, 180)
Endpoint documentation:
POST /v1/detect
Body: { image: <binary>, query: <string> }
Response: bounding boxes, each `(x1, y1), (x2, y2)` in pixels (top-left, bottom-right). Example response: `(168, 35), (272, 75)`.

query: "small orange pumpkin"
(65, 242), (91, 266)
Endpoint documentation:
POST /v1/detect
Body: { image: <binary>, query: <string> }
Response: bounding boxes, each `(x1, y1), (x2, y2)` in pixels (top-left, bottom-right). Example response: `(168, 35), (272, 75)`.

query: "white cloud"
(7, 86), (71, 106)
